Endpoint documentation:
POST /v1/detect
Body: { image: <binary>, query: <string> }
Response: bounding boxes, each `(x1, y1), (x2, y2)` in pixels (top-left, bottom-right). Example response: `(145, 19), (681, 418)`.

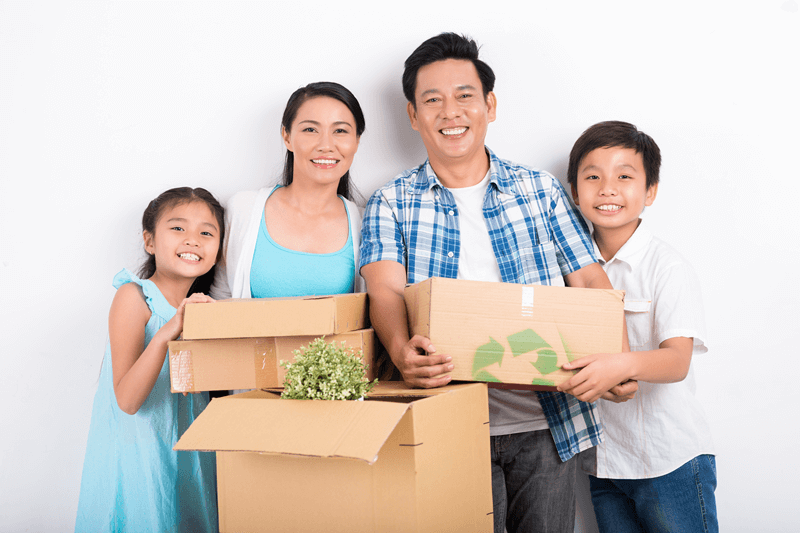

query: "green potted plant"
(280, 337), (377, 400)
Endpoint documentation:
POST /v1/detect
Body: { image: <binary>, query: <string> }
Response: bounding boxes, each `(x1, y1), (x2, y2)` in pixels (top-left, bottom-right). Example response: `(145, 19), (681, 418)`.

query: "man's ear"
(645, 183), (659, 206)
(407, 101), (419, 132)
(486, 92), (497, 123)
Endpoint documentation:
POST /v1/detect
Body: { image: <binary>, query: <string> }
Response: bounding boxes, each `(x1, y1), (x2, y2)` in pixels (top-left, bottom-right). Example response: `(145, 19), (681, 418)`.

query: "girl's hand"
(162, 293), (215, 341)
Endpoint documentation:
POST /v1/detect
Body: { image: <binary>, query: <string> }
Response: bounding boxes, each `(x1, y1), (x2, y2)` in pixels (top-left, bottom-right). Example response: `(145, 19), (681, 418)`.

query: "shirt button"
(448, 209), (455, 216)
(448, 251), (454, 258)
(435, 195), (440, 201)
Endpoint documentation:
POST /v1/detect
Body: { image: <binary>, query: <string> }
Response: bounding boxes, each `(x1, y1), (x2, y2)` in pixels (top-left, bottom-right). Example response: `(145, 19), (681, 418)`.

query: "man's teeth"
(179, 253), (200, 261)
(441, 127), (467, 136)
(597, 205), (622, 211)
(312, 159), (338, 164)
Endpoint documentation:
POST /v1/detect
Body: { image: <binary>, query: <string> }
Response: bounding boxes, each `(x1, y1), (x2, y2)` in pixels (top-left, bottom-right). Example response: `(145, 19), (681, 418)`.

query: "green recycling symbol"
(472, 328), (573, 387)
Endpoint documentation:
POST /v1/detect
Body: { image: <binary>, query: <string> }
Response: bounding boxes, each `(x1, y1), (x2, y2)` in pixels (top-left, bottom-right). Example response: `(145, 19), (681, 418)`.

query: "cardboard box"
(182, 292), (368, 340)
(169, 329), (377, 393)
(404, 277), (624, 390)
(174, 382), (493, 533)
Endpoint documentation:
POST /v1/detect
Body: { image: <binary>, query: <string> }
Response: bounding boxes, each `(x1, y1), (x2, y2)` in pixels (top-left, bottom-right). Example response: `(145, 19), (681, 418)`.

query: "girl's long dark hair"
(280, 82), (366, 202)
(138, 187), (225, 296)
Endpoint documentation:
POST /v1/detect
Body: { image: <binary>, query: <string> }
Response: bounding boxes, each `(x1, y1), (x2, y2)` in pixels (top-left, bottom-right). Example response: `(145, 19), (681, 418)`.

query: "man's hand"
(394, 335), (453, 389)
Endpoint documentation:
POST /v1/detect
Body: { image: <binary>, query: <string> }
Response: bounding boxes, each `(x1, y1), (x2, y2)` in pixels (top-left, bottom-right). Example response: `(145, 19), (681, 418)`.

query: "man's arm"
(361, 261), (453, 388)
(563, 262), (637, 402)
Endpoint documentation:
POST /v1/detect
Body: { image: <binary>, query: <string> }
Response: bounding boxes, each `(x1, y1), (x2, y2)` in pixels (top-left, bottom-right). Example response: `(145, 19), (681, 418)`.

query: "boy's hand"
(558, 353), (633, 403)
(601, 380), (638, 403)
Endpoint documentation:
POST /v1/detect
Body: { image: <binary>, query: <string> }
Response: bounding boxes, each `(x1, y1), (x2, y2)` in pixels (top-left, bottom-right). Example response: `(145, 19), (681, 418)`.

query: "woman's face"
(283, 96), (360, 188)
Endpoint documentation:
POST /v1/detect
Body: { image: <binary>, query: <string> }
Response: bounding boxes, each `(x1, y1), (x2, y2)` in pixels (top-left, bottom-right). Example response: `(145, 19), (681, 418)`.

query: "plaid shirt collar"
(406, 147), (517, 196)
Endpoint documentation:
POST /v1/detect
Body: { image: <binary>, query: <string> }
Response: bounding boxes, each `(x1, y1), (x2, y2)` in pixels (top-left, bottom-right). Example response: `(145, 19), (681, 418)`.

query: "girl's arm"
(109, 284), (211, 415)
(556, 336), (694, 404)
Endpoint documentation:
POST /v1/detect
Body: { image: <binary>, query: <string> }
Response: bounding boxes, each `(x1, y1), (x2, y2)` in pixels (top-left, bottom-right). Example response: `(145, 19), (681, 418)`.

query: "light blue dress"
(75, 269), (217, 533)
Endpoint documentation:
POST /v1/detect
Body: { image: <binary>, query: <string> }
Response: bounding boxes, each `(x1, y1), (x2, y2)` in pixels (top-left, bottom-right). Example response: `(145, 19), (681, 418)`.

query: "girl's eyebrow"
(165, 217), (219, 231)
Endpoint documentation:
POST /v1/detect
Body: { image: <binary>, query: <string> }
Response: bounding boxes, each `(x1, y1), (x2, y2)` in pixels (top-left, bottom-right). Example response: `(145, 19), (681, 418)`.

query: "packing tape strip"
(169, 349), (194, 392)
(521, 286), (534, 317)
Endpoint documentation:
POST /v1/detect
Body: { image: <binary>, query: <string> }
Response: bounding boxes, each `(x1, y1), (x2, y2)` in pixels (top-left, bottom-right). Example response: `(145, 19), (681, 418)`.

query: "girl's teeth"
(442, 127), (467, 136)
(179, 253), (200, 261)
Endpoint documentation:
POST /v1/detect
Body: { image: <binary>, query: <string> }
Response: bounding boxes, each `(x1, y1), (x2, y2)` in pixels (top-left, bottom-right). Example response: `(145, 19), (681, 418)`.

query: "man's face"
(407, 59), (496, 169)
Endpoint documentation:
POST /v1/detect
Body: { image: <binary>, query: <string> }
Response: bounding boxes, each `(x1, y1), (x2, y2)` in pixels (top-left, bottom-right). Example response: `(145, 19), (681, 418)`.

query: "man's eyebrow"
(419, 84), (479, 99)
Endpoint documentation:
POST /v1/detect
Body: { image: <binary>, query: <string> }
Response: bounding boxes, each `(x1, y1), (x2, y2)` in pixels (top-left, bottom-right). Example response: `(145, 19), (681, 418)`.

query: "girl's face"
(144, 201), (221, 282)
(282, 96), (360, 188)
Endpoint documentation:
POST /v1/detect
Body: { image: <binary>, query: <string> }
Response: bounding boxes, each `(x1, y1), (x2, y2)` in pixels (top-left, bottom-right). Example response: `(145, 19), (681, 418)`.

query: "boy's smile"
(571, 146), (657, 246)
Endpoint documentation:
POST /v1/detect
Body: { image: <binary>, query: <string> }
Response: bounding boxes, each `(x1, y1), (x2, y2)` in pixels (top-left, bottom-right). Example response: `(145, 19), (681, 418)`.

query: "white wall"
(1, 1), (798, 531)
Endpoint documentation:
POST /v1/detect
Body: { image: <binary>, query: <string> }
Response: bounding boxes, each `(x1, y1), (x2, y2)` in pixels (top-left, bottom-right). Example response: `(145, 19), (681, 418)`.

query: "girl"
(75, 187), (224, 533)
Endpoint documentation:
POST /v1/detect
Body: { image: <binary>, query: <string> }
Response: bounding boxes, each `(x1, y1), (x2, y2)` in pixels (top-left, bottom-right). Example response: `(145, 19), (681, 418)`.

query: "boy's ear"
(645, 183), (659, 206)
(570, 184), (580, 205)
(143, 231), (154, 255)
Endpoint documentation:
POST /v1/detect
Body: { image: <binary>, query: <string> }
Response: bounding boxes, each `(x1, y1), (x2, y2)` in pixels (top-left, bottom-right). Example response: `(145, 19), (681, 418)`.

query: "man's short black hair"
(568, 121), (661, 190)
(402, 32), (495, 107)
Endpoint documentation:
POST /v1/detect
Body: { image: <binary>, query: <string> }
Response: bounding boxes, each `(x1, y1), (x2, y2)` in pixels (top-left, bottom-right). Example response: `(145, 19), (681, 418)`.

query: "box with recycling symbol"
(404, 277), (625, 390)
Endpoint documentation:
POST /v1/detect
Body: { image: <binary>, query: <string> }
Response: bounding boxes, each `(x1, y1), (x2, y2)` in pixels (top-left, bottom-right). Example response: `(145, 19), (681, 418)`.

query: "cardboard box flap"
(175, 394), (411, 464)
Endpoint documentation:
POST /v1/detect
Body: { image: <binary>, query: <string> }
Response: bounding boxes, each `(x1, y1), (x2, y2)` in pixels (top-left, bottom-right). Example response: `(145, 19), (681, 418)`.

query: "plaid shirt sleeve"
(545, 175), (597, 276)
(359, 185), (406, 271)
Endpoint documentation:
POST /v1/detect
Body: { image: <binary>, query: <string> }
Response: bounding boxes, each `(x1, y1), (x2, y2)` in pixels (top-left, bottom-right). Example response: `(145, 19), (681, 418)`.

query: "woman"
(212, 82), (365, 299)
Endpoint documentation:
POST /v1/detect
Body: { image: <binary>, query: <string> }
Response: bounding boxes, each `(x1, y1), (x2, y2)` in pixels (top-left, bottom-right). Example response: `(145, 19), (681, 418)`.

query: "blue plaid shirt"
(360, 148), (603, 461)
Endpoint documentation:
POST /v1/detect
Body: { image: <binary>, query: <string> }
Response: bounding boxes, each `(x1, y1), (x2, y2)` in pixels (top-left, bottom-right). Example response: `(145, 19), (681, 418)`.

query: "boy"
(559, 121), (717, 532)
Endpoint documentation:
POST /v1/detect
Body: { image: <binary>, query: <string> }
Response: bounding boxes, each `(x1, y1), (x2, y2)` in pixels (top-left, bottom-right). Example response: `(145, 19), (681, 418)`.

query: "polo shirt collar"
(593, 220), (653, 271)
(407, 146), (515, 195)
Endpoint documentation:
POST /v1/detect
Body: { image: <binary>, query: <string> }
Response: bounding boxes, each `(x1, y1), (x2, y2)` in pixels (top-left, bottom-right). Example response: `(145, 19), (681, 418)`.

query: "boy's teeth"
(179, 253), (200, 261)
(441, 127), (467, 135)
(597, 205), (622, 211)
(313, 159), (337, 164)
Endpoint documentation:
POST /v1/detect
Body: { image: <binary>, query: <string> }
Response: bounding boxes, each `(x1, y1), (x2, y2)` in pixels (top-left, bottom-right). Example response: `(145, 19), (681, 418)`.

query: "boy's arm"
(361, 261), (453, 388)
(557, 337), (693, 403)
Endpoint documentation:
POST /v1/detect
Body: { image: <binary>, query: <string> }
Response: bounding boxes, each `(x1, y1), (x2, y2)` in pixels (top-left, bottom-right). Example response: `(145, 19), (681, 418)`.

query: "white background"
(1, 1), (798, 531)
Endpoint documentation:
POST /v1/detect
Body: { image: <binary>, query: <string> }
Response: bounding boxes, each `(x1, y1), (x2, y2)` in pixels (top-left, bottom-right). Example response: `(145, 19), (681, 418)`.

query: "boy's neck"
(593, 218), (643, 262)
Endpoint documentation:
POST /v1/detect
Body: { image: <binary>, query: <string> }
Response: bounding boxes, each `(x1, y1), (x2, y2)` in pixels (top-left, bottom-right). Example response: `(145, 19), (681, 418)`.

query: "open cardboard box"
(182, 292), (368, 340)
(405, 277), (625, 390)
(174, 382), (493, 533)
(169, 329), (376, 393)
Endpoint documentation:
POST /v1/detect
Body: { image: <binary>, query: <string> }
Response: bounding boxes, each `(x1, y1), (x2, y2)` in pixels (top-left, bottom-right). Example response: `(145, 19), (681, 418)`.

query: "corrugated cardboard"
(174, 382), (493, 533)
(405, 277), (624, 390)
(182, 292), (368, 340)
(169, 329), (376, 393)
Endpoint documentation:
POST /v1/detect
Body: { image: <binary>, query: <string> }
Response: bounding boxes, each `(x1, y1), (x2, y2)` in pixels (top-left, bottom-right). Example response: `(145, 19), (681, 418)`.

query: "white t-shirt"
(449, 174), (549, 436)
(590, 221), (715, 479)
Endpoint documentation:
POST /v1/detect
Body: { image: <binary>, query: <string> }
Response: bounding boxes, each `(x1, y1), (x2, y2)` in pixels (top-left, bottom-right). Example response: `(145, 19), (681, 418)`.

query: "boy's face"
(571, 146), (657, 236)
(407, 58), (496, 169)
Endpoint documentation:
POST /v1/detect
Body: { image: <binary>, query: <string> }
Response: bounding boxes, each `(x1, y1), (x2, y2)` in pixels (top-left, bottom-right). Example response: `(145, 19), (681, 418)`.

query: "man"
(359, 33), (634, 533)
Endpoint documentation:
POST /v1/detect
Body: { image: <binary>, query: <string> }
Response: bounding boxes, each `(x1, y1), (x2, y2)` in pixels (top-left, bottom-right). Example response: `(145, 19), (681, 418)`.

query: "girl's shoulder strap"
(112, 268), (176, 320)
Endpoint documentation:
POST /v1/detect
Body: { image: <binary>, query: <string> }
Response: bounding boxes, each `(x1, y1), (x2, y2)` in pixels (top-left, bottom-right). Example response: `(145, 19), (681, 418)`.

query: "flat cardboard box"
(405, 277), (624, 390)
(169, 329), (376, 393)
(175, 382), (493, 533)
(182, 292), (368, 340)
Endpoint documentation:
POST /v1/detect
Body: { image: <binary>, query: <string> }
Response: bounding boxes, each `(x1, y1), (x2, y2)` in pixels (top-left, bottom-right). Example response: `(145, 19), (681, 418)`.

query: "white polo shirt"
(590, 221), (715, 479)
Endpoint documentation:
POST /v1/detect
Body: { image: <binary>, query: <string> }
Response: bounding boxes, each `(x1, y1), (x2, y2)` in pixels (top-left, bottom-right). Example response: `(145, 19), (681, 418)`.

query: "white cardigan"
(210, 185), (365, 300)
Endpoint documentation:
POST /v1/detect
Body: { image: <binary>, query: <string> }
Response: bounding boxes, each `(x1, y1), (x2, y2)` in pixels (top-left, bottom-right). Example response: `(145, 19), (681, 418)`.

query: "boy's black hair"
(568, 121), (661, 190)
(402, 32), (495, 108)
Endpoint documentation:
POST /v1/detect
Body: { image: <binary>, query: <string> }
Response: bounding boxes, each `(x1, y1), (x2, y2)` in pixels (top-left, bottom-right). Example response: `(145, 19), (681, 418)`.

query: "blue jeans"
(491, 429), (577, 533)
(589, 455), (718, 533)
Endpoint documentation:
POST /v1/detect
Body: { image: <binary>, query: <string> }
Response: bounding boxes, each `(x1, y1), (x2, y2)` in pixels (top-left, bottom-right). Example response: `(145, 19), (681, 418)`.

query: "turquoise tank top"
(249, 191), (355, 298)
